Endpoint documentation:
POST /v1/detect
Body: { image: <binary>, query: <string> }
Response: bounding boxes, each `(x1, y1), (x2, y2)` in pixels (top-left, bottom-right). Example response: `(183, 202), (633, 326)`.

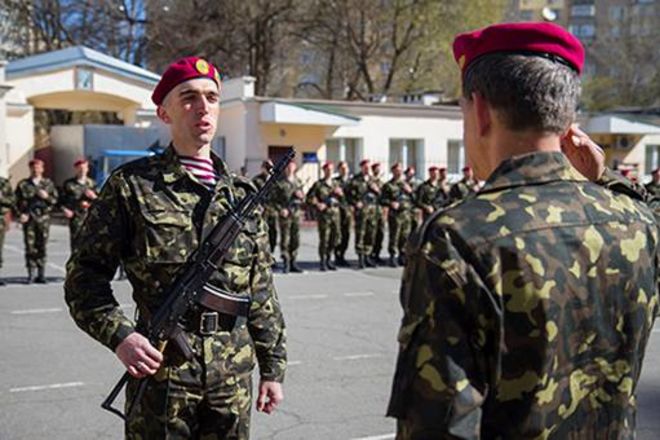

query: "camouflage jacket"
(347, 172), (378, 206)
(252, 171), (277, 214)
(306, 178), (341, 217)
(415, 180), (450, 212)
(61, 176), (97, 216)
(271, 176), (305, 213)
(450, 177), (479, 201)
(388, 152), (658, 439)
(0, 177), (15, 216)
(333, 175), (352, 208)
(644, 181), (660, 199)
(15, 177), (58, 219)
(381, 178), (415, 213)
(64, 146), (287, 382)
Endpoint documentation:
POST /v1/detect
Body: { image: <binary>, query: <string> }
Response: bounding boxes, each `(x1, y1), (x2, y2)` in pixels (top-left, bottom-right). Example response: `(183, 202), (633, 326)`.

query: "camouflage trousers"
(23, 216), (50, 269)
(317, 208), (340, 257)
(387, 211), (411, 257)
(126, 328), (254, 440)
(69, 214), (86, 250)
(336, 206), (352, 258)
(409, 208), (420, 237)
(0, 218), (6, 268)
(263, 208), (278, 253)
(354, 205), (377, 255)
(278, 211), (300, 260)
(372, 207), (385, 257)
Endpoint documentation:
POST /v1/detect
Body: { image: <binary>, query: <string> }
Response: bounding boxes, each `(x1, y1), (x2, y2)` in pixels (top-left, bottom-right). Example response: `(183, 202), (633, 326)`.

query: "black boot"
(326, 254), (337, 271)
(0, 277), (5, 286)
(372, 254), (384, 265)
(290, 258), (304, 273)
(357, 254), (365, 269)
(26, 268), (35, 284)
(335, 253), (349, 267)
(282, 257), (290, 274)
(365, 255), (377, 268)
(397, 254), (406, 267)
(319, 255), (327, 272)
(35, 266), (47, 284)
(388, 255), (398, 268)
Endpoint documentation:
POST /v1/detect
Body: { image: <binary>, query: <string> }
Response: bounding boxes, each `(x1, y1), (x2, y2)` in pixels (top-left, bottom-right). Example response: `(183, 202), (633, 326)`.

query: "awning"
(583, 115), (660, 135)
(260, 100), (359, 126)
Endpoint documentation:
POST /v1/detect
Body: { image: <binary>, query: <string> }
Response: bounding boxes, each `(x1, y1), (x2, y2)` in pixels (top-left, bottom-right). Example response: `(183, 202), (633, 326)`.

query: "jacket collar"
(160, 144), (232, 191)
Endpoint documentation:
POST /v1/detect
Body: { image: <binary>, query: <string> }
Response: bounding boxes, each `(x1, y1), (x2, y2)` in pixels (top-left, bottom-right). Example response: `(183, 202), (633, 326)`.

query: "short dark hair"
(462, 53), (581, 134)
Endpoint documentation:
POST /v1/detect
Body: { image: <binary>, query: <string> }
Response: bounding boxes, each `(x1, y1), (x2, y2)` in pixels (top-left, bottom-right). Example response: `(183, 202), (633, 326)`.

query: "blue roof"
(6, 46), (160, 84)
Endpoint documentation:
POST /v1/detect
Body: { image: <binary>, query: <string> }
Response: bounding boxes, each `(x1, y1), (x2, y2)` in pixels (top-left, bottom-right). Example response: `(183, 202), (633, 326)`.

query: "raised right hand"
(115, 332), (163, 378)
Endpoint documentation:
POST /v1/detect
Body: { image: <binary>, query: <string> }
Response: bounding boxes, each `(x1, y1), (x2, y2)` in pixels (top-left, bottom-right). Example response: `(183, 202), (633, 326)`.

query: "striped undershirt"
(178, 155), (219, 189)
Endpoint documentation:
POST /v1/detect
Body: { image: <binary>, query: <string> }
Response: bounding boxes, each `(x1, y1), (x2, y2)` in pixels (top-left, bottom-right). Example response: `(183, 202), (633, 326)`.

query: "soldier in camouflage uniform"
(449, 165), (480, 201)
(347, 159), (378, 269)
(252, 160), (278, 254)
(306, 162), (341, 271)
(380, 163), (414, 267)
(61, 158), (97, 250)
(644, 167), (660, 198)
(370, 162), (386, 265)
(65, 57), (286, 440)
(404, 166), (421, 235)
(272, 160), (305, 273)
(415, 165), (448, 223)
(0, 176), (15, 285)
(388, 23), (659, 439)
(15, 159), (58, 284)
(333, 161), (352, 267)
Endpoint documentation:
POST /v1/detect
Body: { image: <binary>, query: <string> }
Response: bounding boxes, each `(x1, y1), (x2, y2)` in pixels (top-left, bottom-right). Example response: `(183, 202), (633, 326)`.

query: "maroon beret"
(371, 162), (381, 169)
(152, 57), (221, 105)
(453, 22), (584, 76)
(322, 161), (334, 170)
(29, 159), (44, 167)
(462, 166), (472, 172)
(428, 165), (439, 172)
(73, 158), (88, 167)
(359, 159), (370, 167)
(390, 162), (402, 171)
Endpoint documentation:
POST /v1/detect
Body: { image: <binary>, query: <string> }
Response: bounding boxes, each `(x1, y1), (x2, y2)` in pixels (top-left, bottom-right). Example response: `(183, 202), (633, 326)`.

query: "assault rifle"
(101, 148), (295, 420)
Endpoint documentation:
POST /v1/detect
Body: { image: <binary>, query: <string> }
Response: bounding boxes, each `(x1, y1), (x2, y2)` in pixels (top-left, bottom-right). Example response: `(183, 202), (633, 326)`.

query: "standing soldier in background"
(347, 159), (377, 269)
(0, 175), (15, 285)
(370, 162), (385, 265)
(61, 158), (97, 249)
(404, 166), (421, 234)
(388, 22), (659, 439)
(306, 162), (341, 271)
(645, 168), (660, 198)
(15, 159), (58, 284)
(333, 161), (352, 267)
(381, 163), (413, 267)
(415, 165), (446, 223)
(252, 160), (278, 254)
(449, 165), (479, 201)
(273, 160), (305, 273)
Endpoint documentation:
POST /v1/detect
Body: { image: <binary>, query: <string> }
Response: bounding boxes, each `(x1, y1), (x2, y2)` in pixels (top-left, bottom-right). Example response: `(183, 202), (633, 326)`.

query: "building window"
(389, 139), (422, 176)
(645, 145), (660, 175)
(571, 4), (595, 16)
(326, 138), (362, 174)
(609, 5), (625, 20)
(447, 140), (466, 178)
(570, 24), (596, 37)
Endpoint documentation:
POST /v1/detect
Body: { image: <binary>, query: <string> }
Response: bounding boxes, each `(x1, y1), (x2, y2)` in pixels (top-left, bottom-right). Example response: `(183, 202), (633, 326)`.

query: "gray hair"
(462, 53), (581, 134)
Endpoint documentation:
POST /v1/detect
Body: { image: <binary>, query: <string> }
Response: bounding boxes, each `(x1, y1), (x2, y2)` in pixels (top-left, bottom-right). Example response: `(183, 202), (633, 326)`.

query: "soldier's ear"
(157, 106), (172, 125)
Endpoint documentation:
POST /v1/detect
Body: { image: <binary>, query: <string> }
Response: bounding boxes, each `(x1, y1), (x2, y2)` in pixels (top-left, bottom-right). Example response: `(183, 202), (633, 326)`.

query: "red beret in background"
(322, 161), (334, 169)
(29, 159), (44, 167)
(152, 57), (221, 105)
(73, 158), (88, 167)
(359, 159), (370, 167)
(428, 165), (439, 172)
(453, 22), (584, 76)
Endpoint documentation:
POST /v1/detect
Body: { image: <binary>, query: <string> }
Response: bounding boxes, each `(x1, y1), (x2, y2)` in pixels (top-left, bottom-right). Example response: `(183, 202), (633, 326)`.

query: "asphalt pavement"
(1, 224), (659, 440)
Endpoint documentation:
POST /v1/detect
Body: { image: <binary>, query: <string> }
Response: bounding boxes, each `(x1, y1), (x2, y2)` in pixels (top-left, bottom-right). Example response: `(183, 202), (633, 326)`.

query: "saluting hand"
(561, 124), (605, 181)
(256, 380), (283, 414)
(115, 332), (164, 378)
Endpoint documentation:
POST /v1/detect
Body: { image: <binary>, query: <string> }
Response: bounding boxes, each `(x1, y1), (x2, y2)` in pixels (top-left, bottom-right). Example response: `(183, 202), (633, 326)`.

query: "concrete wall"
(6, 101), (34, 181)
(50, 125), (85, 185)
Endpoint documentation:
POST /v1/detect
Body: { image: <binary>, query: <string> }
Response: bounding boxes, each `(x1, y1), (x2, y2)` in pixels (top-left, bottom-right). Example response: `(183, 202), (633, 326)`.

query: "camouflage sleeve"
(248, 215), (287, 382)
(46, 181), (58, 206)
(380, 183), (394, 206)
(346, 179), (357, 205)
(64, 173), (135, 352)
(387, 225), (497, 439)
(305, 182), (318, 206)
(14, 183), (26, 215)
(0, 180), (15, 210)
(414, 185), (428, 210)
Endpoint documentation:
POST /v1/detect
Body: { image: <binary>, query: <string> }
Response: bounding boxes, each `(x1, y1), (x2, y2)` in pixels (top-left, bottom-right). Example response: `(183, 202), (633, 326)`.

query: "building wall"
(50, 125), (85, 185)
(6, 102), (33, 182)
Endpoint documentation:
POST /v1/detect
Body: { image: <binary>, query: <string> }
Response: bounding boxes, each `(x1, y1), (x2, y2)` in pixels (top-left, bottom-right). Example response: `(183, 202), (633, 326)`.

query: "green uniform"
(333, 174), (352, 263)
(380, 178), (414, 261)
(65, 147), (286, 439)
(271, 175), (304, 265)
(644, 180), (660, 198)
(415, 179), (451, 222)
(0, 177), (15, 271)
(15, 177), (58, 271)
(370, 175), (385, 260)
(61, 176), (97, 249)
(347, 172), (378, 257)
(449, 177), (479, 201)
(252, 171), (278, 253)
(405, 176), (422, 235)
(306, 177), (341, 265)
(388, 152), (659, 439)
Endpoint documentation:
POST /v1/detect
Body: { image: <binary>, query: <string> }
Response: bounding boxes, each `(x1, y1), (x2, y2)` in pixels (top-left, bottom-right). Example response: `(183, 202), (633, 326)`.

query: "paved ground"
(0, 224), (659, 439)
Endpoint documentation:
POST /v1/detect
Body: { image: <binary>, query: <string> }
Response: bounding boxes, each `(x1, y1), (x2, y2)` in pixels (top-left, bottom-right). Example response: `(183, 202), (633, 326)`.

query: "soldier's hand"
(561, 124), (605, 181)
(280, 209), (289, 218)
(256, 380), (283, 414)
(391, 201), (400, 210)
(84, 189), (97, 200)
(294, 190), (304, 199)
(426, 206), (434, 214)
(80, 201), (91, 209)
(62, 208), (74, 219)
(317, 202), (327, 212)
(19, 214), (29, 224)
(37, 189), (49, 199)
(356, 201), (363, 209)
(115, 332), (163, 378)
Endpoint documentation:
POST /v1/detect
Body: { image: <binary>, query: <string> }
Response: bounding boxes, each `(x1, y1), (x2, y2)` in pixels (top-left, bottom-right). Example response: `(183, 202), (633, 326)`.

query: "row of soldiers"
(252, 158), (480, 272)
(0, 158), (97, 284)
